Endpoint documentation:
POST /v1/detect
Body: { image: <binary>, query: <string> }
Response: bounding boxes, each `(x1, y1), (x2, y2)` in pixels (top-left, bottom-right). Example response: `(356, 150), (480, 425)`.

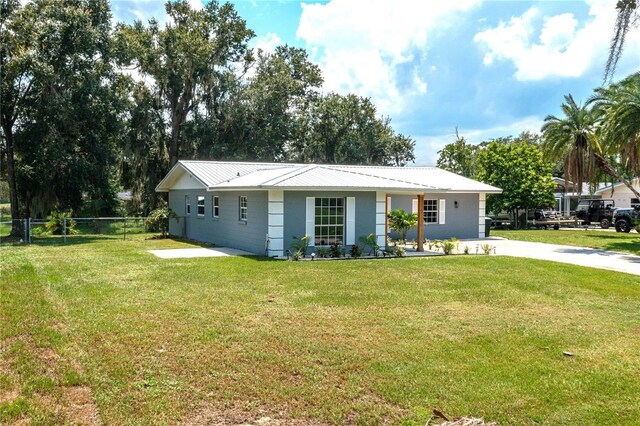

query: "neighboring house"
(552, 177), (592, 216)
(594, 178), (640, 208)
(156, 161), (501, 257)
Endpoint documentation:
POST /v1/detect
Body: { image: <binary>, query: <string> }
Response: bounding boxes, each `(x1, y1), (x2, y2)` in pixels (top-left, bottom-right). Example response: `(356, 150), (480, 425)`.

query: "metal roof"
(156, 161), (502, 193)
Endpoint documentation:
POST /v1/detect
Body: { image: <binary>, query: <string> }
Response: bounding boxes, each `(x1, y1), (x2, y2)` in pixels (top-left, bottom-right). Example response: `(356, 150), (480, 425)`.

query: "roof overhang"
(155, 162), (208, 192)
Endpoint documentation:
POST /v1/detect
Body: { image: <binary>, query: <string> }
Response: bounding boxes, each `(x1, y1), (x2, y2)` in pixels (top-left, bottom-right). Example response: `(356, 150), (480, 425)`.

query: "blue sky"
(110, 0), (640, 165)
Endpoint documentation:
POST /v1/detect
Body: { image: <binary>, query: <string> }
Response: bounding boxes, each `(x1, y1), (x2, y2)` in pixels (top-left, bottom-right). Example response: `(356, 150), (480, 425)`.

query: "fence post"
(63, 218), (67, 243)
(29, 218), (33, 243)
(23, 219), (28, 243)
(123, 216), (126, 241)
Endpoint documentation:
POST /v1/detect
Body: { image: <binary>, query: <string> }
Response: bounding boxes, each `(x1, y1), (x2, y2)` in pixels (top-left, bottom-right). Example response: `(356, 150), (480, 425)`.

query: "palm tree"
(387, 209), (418, 244)
(541, 95), (598, 192)
(589, 73), (640, 199)
(541, 94), (640, 198)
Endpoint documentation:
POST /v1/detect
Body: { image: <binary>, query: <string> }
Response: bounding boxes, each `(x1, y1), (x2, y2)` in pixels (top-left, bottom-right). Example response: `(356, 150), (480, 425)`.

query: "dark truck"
(614, 206), (640, 233)
(575, 198), (616, 229)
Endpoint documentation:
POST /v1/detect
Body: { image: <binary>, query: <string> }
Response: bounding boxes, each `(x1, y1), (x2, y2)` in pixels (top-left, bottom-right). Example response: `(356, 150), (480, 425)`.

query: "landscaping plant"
(358, 233), (380, 256)
(289, 234), (311, 258)
(45, 211), (78, 235)
(387, 209), (418, 243)
(146, 207), (179, 238)
(350, 244), (363, 258)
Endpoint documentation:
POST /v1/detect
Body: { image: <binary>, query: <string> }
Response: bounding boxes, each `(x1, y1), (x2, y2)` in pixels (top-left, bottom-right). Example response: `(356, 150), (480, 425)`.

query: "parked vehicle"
(574, 198), (616, 229)
(614, 207), (640, 233)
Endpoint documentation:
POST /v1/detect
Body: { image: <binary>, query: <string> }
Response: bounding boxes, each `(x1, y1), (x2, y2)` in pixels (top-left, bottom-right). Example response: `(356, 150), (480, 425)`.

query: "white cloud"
(413, 116), (545, 165)
(474, 0), (640, 81)
(253, 32), (282, 55)
(296, 0), (481, 115)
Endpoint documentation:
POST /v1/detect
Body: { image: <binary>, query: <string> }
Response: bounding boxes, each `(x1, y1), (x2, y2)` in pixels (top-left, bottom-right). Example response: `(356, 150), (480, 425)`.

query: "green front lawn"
(2, 237), (640, 425)
(493, 229), (640, 256)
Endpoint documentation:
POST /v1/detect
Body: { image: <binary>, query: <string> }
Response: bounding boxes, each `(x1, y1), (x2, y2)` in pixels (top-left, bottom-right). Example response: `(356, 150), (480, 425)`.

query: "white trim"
(376, 191), (387, 247)
(346, 197), (356, 245)
(305, 197), (315, 246)
(267, 190), (285, 257)
(438, 198), (446, 225)
(478, 193), (486, 238)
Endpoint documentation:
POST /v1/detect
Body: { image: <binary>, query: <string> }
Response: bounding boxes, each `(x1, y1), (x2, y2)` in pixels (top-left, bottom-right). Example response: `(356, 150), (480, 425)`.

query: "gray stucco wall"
(283, 191), (377, 253)
(168, 189), (268, 255)
(390, 193), (479, 240)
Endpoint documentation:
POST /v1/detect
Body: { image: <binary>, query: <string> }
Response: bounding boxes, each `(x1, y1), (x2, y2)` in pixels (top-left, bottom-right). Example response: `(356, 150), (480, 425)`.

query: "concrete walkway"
(462, 237), (640, 276)
(148, 247), (255, 259)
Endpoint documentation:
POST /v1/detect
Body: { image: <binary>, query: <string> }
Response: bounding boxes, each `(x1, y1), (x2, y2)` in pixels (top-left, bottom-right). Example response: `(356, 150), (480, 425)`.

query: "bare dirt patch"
(185, 405), (332, 426)
(60, 386), (102, 426)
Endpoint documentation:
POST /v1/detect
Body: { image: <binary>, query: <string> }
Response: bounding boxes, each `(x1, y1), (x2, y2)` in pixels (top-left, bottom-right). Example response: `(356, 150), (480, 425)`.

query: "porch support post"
(267, 190), (285, 257)
(417, 194), (424, 252)
(375, 191), (387, 249)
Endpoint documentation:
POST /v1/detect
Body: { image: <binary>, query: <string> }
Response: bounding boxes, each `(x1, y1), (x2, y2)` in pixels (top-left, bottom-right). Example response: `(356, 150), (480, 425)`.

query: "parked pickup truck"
(575, 198), (616, 229)
(614, 207), (640, 233)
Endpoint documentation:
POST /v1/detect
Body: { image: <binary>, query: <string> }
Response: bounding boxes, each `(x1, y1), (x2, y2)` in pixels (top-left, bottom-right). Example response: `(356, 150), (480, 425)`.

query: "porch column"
(479, 192), (486, 238)
(267, 190), (284, 257)
(417, 194), (424, 251)
(375, 191), (387, 249)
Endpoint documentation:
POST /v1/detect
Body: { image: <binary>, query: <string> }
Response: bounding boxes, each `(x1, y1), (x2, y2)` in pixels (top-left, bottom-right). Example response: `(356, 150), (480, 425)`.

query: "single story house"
(594, 178), (640, 208)
(156, 161), (502, 257)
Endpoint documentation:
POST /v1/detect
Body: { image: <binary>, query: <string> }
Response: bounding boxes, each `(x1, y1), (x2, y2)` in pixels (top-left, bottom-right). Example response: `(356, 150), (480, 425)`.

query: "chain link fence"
(0, 217), (157, 245)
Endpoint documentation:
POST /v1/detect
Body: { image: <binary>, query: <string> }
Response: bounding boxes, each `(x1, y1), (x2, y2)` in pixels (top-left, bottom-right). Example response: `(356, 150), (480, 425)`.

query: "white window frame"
(197, 196), (205, 216)
(424, 199), (438, 223)
(313, 197), (345, 246)
(239, 196), (248, 221)
(185, 195), (191, 215)
(212, 195), (219, 218)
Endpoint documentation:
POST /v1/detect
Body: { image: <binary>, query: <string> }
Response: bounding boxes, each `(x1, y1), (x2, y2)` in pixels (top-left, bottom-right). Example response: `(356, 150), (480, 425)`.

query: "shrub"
(358, 233), (380, 256)
(329, 241), (343, 258)
(463, 245), (470, 255)
(146, 207), (179, 238)
(350, 244), (363, 258)
(316, 247), (329, 258)
(442, 240), (456, 255)
(394, 247), (405, 257)
(290, 250), (302, 261)
(45, 211), (78, 235)
(480, 243), (494, 255)
(289, 234), (311, 258)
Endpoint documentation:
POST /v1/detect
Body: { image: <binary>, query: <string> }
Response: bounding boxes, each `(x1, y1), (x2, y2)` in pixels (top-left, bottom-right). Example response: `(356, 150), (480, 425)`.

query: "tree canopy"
(0, 0), (416, 226)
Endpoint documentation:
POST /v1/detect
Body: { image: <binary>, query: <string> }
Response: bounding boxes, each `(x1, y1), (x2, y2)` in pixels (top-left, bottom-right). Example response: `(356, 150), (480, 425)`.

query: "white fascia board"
(156, 161), (209, 192)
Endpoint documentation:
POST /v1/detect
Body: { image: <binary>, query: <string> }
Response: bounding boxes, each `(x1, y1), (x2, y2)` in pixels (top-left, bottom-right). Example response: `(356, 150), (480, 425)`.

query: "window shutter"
(411, 199), (418, 214)
(305, 197), (315, 246)
(346, 197), (356, 245)
(439, 199), (446, 224)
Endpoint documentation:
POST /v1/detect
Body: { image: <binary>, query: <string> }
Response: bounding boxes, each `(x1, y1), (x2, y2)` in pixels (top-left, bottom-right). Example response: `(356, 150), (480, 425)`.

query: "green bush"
(394, 247), (405, 257)
(45, 211), (78, 235)
(289, 234), (311, 259)
(442, 240), (456, 255)
(146, 207), (179, 237)
(358, 233), (380, 256)
(316, 247), (329, 258)
(350, 244), (363, 258)
(329, 242), (343, 258)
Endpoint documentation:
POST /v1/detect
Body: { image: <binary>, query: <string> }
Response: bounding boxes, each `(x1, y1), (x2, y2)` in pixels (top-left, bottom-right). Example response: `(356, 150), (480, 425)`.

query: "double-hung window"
(424, 199), (438, 223)
(185, 196), (191, 215)
(314, 197), (344, 245)
(239, 196), (248, 221)
(212, 196), (219, 218)
(197, 196), (205, 216)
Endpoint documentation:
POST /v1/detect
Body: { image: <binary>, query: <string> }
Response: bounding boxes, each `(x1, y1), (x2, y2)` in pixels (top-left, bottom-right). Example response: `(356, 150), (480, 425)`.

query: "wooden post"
(417, 194), (424, 251)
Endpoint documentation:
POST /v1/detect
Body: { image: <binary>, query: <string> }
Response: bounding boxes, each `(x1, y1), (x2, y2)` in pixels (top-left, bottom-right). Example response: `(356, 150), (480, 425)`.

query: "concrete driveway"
(462, 237), (640, 276)
(148, 247), (256, 259)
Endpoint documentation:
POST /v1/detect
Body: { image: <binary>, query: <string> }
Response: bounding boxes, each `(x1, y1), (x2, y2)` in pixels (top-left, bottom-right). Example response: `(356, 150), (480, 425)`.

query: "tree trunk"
(595, 153), (640, 200)
(1, 124), (21, 237)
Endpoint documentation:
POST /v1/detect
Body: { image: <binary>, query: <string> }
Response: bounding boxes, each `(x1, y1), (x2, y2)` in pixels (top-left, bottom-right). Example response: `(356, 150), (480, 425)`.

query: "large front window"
(315, 197), (344, 245)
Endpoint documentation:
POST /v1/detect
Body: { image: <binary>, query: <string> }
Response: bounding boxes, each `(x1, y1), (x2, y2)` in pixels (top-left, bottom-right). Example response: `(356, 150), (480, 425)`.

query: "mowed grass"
(1, 237), (640, 425)
(493, 229), (640, 256)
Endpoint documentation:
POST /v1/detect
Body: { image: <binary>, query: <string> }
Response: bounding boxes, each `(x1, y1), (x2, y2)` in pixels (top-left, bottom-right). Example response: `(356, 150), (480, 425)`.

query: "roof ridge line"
(326, 165), (442, 190)
(258, 164), (317, 187)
